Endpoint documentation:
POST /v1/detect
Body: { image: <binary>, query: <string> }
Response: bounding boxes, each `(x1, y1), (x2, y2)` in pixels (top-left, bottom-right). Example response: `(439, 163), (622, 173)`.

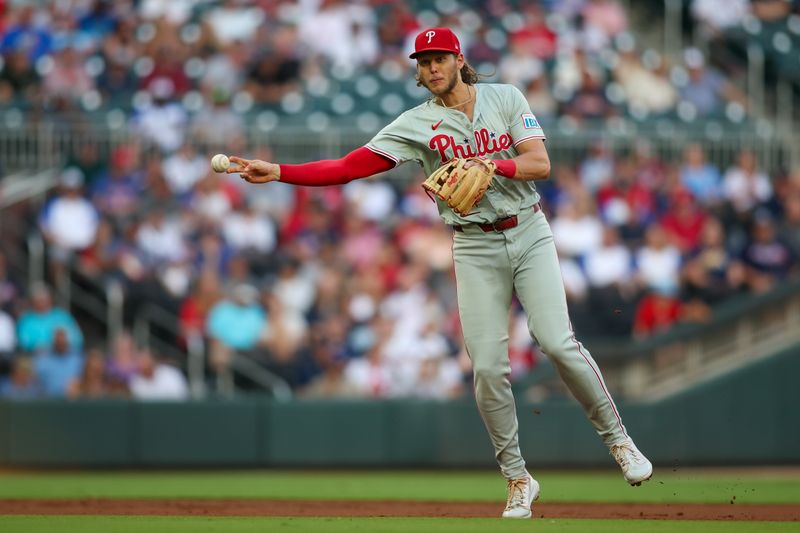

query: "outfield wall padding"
(1, 347), (798, 467)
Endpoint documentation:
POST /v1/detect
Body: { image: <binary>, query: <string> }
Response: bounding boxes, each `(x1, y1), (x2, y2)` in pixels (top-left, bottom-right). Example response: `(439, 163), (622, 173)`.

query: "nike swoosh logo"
(431, 119), (444, 130)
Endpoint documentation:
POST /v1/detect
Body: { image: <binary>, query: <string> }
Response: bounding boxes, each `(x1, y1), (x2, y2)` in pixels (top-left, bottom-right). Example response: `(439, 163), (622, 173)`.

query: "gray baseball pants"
(452, 206), (629, 480)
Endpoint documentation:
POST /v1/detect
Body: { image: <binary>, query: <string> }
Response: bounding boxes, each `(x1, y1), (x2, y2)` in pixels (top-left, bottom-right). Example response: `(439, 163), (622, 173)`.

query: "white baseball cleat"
(501, 472), (540, 519)
(610, 439), (653, 486)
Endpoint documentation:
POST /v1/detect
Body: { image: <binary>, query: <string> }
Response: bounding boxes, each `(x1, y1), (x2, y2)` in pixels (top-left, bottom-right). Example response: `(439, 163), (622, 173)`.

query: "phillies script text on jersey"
(429, 128), (513, 162)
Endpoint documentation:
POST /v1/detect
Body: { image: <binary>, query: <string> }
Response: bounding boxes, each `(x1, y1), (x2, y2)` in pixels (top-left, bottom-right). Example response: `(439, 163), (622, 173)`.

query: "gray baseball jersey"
(366, 83), (546, 225)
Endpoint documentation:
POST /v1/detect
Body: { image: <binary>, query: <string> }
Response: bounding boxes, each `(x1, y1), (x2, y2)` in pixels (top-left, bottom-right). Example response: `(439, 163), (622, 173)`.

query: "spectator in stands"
(635, 223), (682, 294)
(255, 290), (309, 387)
(66, 348), (120, 398)
(161, 143), (209, 197)
(207, 283), (266, 353)
(578, 140), (615, 194)
(524, 73), (558, 123)
(380, 262), (441, 349)
(221, 254), (260, 293)
(630, 140), (669, 192)
(188, 89), (246, 149)
(0, 357), (41, 399)
(465, 24), (502, 66)
(42, 43), (94, 104)
(584, 225), (635, 289)
(551, 195), (604, 259)
(343, 178), (397, 223)
(91, 145), (144, 222)
(582, 0), (629, 46)
(39, 167), (100, 263)
(272, 256), (316, 317)
(340, 215), (385, 271)
(632, 285), (683, 338)
(74, 0), (118, 44)
(737, 210), (796, 293)
(16, 283), (83, 353)
(129, 348), (189, 400)
(681, 217), (736, 307)
(722, 149), (773, 215)
(0, 308), (15, 374)
(750, 0), (793, 23)
(0, 252), (20, 313)
(76, 217), (121, 279)
(106, 331), (139, 388)
(190, 173), (237, 225)
(343, 317), (394, 398)
(0, 48), (40, 106)
(778, 190), (800, 258)
(204, 0), (265, 47)
(96, 56), (138, 108)
(131, 77), (188, 153)
(660, 188), (708, 253)
(140, 44), (192, 100)
(0, 4), (52, 61)
(200, 39), (250, 99)
(691, 0), (750, 38)
(512, 3), (559, 61)
(397, 221), (454, 273)
(679, 47), (747, 117)
(300, 354), (359, 398)
(582, 226), (638, 336)
(188, 230), (229, 280)
(99, 15), (139, 68)
(300, 317), (359, 398)
(179, 269), (223, 342)
(679, 143), (722, 205)
(243, 25), (302, 104)
(612, 41), (677, 117)
(596, 156), (658, 230)
(499, 37), (546, 92)
(566, 67), (617, 122)
(221, 202), (277, 256)
(33, 328), (84, 397)
(405, 349), (464, 400)
(65, 143), (107, 190)
(135, 206), (188, 266)
(297, 0), (379, 70)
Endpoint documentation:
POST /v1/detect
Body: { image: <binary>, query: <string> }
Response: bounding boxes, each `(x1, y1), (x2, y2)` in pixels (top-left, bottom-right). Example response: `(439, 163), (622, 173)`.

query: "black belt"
(452, 202), (541, 233)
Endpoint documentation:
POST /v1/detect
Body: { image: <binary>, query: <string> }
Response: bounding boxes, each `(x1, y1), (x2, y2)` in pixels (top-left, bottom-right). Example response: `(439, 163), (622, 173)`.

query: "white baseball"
(210, 153), (230, 173)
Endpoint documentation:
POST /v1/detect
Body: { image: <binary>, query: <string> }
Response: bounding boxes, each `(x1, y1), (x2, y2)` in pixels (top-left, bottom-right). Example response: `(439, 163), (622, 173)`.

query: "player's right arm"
(227, 147), (395, 186)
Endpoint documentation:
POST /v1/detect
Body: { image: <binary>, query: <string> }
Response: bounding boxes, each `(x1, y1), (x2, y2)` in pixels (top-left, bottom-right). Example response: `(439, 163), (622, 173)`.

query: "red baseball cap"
(409, 28), (461, 59)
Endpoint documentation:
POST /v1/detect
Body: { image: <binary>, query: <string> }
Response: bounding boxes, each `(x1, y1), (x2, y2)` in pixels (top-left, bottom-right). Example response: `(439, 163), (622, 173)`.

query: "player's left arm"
(493, 138), (551, 181)
(493, 85), (551, 181)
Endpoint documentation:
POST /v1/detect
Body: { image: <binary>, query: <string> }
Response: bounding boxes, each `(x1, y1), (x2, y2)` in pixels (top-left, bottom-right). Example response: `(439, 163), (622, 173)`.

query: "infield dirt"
(0, 499), (797, 521)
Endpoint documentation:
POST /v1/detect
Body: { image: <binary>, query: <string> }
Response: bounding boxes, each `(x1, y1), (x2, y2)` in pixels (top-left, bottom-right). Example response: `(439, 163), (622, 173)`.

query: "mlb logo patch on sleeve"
(522, 113), (540, 129)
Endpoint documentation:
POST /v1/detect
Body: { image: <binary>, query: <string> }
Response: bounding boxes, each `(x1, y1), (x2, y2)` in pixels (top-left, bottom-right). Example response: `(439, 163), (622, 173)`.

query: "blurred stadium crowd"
(0, 0), (799, 400)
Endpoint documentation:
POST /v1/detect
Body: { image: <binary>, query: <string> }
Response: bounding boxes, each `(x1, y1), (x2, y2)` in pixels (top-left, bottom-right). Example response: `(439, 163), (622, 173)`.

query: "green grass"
(0, 517), (797, 533)
(0, 470), (797, 532)
(0, 470), (798, 504)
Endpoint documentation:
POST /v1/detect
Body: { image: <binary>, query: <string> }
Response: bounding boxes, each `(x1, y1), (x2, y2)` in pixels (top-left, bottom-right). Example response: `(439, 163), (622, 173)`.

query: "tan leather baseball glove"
(422, 158), (496, 216)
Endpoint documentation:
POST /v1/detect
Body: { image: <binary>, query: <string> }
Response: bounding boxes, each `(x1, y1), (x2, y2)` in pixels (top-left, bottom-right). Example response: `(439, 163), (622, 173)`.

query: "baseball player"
(227, 27), (652, 519)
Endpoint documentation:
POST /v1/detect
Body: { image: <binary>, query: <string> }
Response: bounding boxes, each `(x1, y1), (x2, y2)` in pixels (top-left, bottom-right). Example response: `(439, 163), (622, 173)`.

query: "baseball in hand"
(210, 153), (230, 173)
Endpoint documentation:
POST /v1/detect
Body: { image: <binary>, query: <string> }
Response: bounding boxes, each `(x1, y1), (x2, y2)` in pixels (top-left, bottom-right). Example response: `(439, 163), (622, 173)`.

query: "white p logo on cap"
(426, 30), (436, 43)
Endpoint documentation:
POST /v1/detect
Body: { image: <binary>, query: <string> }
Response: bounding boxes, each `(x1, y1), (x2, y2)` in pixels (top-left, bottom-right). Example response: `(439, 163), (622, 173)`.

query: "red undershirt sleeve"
(494, 158), (517, 178)
(278, 146), (395, 186)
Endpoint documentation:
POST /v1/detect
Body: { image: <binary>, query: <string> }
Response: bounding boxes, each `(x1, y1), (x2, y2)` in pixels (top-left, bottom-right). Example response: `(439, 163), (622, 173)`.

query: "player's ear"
(455, 53), (465, 68)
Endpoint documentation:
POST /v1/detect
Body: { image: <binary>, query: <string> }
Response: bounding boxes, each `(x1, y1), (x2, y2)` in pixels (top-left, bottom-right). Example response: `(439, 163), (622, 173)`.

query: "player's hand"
(462, 157), (488, 170)
(226, 156), (280, 184)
